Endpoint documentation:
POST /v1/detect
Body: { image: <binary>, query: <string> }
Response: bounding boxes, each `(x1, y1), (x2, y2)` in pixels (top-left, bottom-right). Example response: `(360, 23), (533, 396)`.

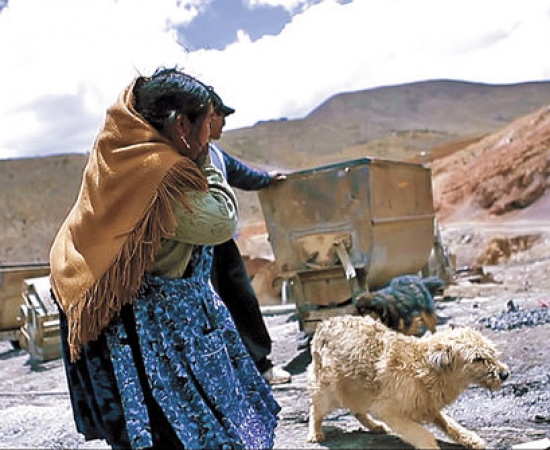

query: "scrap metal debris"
(454, 265), (500, 284)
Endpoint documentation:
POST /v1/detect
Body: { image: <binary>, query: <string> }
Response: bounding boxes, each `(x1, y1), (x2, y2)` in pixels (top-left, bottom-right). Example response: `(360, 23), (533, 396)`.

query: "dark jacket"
(210, 143), (272, 191)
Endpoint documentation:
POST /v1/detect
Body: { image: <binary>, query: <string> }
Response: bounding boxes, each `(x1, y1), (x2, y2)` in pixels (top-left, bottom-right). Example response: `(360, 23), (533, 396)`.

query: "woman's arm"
(170, 161), (238, 245)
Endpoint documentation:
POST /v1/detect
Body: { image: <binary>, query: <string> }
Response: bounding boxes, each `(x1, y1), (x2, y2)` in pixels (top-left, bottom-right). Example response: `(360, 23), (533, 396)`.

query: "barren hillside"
(220, 79), (550, 169)
(432, 104), (550, 223)
(0, 155), (85, 264)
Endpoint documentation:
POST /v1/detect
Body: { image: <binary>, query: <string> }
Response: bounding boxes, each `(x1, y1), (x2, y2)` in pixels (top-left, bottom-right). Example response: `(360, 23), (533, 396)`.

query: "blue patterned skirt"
(58, 246), (280, 449)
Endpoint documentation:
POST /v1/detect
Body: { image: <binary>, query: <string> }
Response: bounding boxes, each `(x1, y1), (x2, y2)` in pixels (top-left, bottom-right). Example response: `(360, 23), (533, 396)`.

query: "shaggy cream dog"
(307, 315), (510, 449)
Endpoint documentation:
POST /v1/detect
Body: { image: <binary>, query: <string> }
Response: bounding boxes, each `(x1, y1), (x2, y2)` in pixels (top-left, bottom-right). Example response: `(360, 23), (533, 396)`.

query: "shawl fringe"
(66, 160), (207, 362)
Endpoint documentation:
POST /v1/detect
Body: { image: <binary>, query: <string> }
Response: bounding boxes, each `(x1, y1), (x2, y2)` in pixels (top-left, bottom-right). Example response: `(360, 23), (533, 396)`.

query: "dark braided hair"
(133, 67), (212, 130)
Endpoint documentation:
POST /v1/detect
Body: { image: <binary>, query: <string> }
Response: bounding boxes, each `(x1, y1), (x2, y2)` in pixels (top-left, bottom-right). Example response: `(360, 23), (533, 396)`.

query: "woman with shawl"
(49, 67), (280, 449)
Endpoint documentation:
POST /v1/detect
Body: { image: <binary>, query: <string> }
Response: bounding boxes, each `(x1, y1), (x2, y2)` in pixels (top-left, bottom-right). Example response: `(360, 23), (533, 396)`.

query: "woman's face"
(179, 104), (214, 162)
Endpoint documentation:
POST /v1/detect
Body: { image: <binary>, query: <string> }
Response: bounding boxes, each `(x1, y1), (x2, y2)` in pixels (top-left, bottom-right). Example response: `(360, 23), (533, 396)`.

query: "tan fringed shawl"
(49, 79), (208, 362)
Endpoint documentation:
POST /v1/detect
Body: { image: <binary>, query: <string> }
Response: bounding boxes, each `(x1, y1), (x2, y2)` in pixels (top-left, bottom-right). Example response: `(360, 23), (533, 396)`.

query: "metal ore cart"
(258, 157), (436, 335)
(0, 263), (50, 348)
(20, 275), (61, 362)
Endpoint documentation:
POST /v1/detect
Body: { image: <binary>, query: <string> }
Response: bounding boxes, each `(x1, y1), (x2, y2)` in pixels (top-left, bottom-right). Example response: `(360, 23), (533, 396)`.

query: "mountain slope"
(3, 79), (550, 264)
(219, 79), (550, 169)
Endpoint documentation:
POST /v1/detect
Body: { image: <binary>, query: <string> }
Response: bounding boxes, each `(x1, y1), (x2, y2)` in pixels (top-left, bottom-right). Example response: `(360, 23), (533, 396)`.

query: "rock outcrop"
(432, 105), (550, 221)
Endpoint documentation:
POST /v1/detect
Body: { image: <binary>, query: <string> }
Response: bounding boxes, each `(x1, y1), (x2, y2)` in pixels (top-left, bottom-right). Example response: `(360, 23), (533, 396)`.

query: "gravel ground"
(1, 224), (549, 449)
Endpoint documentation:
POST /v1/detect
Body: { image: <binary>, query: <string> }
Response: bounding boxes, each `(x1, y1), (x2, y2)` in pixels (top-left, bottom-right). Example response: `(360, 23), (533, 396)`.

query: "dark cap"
(219, 103), (235, 115)
(209, 87), (235, 116)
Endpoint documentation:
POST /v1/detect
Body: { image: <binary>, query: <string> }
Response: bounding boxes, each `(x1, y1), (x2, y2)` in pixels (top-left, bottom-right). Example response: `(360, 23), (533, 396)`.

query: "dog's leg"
(376, 414), (440, 449)
(433, 411), (486, 450)
(307, 388), (338, 443)
(353, 412), (391, 435)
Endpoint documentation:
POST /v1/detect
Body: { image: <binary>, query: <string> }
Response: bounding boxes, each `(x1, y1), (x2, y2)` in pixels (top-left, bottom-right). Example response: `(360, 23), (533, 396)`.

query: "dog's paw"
(369, 423), (391, 435)
(306, 431), (325, 443)
(469, 438), (487, 450)
(460, 432), (486, 450)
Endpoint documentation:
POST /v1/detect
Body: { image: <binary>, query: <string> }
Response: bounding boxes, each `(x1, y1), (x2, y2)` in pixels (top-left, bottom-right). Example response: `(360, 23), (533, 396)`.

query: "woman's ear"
(167, 113), (193, 155)
(174, 113), (191, 138)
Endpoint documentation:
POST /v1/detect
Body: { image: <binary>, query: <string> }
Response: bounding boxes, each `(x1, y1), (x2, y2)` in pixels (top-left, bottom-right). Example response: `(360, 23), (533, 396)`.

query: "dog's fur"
(354, 275), (444, 336)
(307, 315), (509, 449)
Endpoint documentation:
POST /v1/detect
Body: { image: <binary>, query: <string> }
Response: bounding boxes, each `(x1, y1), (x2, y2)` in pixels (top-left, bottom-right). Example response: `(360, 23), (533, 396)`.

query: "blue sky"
(0, 0), (549, 159)
(177, 0), (296, 51)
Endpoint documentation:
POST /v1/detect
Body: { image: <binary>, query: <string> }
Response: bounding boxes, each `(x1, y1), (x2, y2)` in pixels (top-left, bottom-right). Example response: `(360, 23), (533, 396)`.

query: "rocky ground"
(1, 223), (550, 449)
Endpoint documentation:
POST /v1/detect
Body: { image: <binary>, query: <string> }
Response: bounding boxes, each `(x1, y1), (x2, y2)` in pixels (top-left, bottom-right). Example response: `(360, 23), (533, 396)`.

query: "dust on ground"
(1, 223), (550, 450)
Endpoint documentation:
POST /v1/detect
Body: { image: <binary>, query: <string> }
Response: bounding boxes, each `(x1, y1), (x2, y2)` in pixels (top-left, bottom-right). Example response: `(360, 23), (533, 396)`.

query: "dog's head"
(428, 327), (510, 390)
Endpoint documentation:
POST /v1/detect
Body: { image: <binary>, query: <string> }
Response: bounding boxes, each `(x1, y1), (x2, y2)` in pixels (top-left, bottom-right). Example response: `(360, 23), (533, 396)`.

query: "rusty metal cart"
(258, 157), (436, 335)
(0, 264), (61, 361)
(20, 275), (61, 362)
(0, 263), (50, 349)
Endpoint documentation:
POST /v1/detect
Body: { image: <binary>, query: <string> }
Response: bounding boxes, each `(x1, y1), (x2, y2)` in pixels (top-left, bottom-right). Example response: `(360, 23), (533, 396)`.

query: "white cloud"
(1, 0), (549, 159)
(246, 0), (312, 12)
(0, 0), (205, 159)
(186, 0), (550, 130)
